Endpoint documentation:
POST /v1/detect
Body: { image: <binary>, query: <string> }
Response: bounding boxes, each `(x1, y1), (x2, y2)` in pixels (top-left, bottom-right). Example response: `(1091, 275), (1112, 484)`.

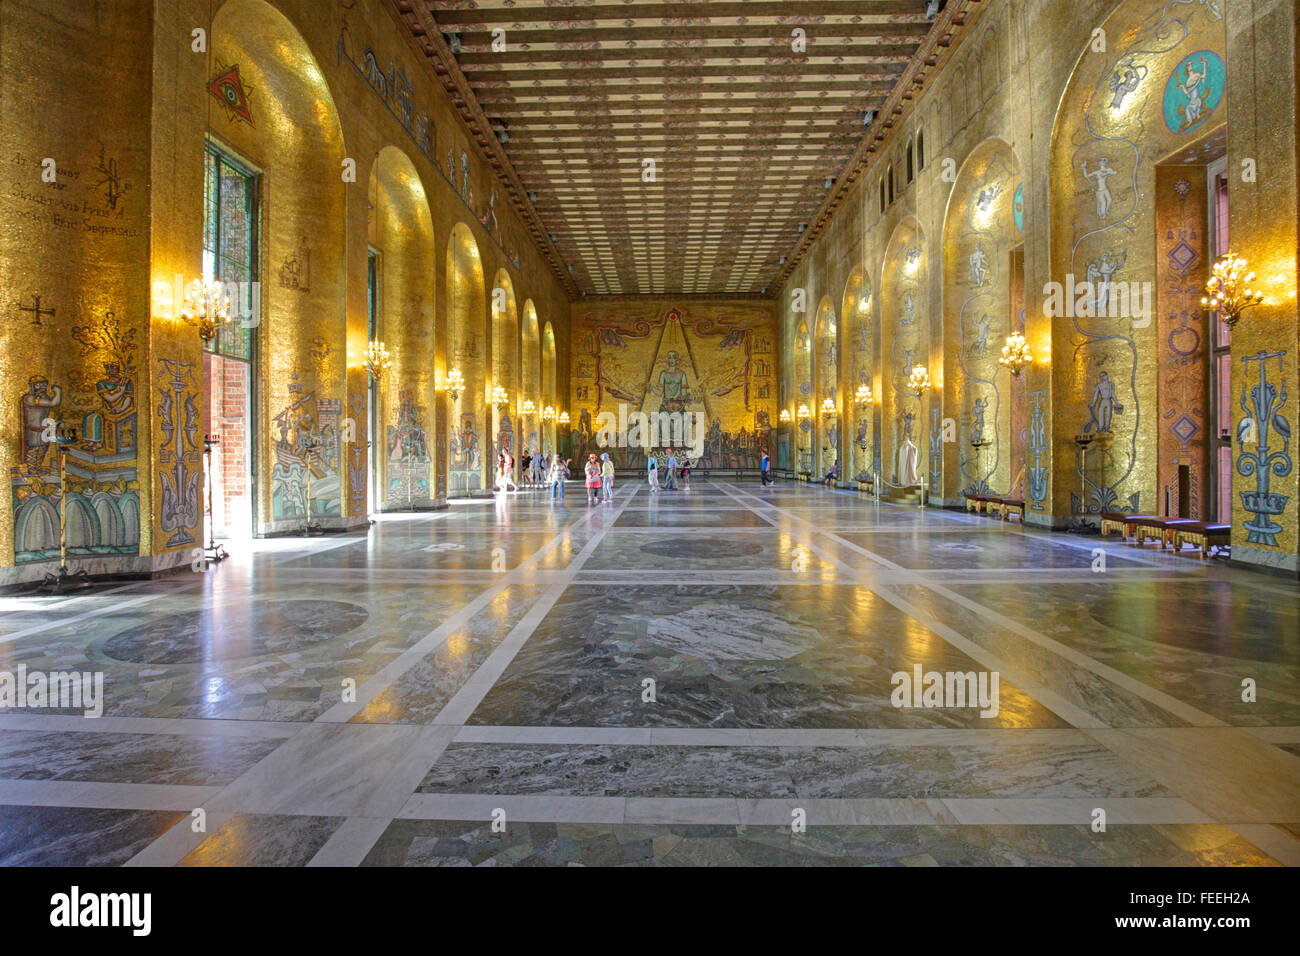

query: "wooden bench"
(1133, 517), (1199, 549)
(1100, 512), (1129, 537)
(1171, 521), (1231, 559)
(966, 494), (1000, 514)
(797, 471), (812, 484)
(857, 478), (874, 497)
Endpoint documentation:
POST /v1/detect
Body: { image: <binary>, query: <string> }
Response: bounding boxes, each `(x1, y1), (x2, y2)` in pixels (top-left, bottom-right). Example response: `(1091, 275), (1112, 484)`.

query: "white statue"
(898, 438), (920, 487)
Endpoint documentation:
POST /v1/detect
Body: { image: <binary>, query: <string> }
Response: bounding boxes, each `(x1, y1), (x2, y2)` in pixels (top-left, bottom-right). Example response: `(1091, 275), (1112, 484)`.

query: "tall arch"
(1049, 0), (1227, 522)
(813, 297), (838, 476)
(541, 321), (557, 455)
(840, 266), (874, 481)
(210, 0), (347, 534)
(490, 269), (519, 468)
(880, 218), (929, 488)
(367, 145), (435, 511)
(521, 300), (541, 458)
(446, 222), (487, 495)
(794, 321), (812, 472)
(941, 137), (1023, 503)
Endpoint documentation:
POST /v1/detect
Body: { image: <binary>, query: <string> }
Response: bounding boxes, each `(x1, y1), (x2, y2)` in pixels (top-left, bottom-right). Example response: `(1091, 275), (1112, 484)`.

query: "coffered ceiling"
(389, 1), (946, 297)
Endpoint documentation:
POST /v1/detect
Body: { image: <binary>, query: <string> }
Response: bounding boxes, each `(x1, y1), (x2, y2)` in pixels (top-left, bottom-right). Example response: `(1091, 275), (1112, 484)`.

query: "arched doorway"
(446, 223), (487, 495)
(881, 218), (929, 489)
(942, 137), (1023, 503)
(794, 321), (812, 473)
(367, 145), (435, 511)
(813, 298), (838, 477)
(840, 267), (874, 481)
(521, 301), (541, 460)
(490, 270), (519, 476)
(1049, 0), (1226, 523)
(210, 0), (346, 536)
(542, 322), (557, 457)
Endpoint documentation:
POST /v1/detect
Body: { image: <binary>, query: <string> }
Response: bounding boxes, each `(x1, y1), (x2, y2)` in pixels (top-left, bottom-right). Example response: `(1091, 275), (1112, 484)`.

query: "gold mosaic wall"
(777, 0), (1298, 573)
(0, 0), (572, 583)
(568, 300), (778, 470)
(1, 0), (154, 581)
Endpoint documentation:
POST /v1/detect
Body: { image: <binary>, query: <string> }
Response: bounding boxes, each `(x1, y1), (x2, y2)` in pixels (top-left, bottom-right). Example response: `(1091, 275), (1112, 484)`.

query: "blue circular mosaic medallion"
(1163, 50), (1225, 135)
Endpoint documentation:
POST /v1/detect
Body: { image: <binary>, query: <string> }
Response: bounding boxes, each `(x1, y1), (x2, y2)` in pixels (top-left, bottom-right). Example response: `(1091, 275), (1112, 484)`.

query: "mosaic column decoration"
(1236, 349), (1292, 546)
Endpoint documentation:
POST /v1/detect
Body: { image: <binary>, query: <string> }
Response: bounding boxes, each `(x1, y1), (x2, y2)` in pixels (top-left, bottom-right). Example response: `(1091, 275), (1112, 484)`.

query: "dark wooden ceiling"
(389, 1), (943, 297)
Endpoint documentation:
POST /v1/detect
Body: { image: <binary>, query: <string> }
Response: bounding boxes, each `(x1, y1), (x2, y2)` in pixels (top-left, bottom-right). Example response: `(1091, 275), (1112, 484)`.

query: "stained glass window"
(203, 144), (259, 360)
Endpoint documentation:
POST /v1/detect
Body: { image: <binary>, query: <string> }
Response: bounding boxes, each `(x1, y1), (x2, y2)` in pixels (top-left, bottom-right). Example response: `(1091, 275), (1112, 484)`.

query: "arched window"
(917, 128), (926, 171)
(906, 141), (915, 184)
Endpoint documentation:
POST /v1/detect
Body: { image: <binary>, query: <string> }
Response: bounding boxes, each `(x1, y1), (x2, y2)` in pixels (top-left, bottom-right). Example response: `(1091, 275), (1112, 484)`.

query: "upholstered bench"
(1171, 521), (1231, 559)
(1117, 514), (1159, 541)
(1100, 512), (1129, 537)
(997, 497), (1025, 522)
(1134, 517), (1198, 549)
(966, 494), (999, 514)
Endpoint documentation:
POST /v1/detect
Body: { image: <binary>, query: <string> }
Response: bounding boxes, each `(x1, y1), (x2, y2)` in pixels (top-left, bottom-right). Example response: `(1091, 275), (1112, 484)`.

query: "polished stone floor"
(1, 479), (1297, 866)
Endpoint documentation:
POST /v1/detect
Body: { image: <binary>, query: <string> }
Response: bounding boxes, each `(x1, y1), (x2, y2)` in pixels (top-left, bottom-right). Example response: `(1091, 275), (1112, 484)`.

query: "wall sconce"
(363, 339), (391, 381)
(779, 409), (793, 424)
(492, 386), (509, 408)
(998, 333), (1031, 377)
(797, 403), (811, 423)
(521, 399), (536, 416)
(181, 278), (231, 343)
(855, 384), (873, 408)
(1202, 252), (1266, 329)
(542, 405), (556, 422)
(906, 365), (931, 396)
(444, 367), (464, 402)
(557, 411), (570, 426)
(821, 398), (837, 416)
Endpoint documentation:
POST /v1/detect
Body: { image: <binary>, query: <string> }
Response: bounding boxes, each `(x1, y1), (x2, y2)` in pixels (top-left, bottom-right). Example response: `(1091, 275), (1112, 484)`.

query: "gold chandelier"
(906, 365), (931, 396)
(855, 384), (873, 407)
(1202, 252), (1265, 329)
(821, 397), (837, 416)
(491, 385), (509, 408)
(521, 399), (536, 416)
(796, 403), (811, 422)
(998, 333), (1031, 376)
(557, 410), (570, 426)
(181, 278), (231, 343)
(363, 339), (391, 380)
(779, 408), (792, 424)
(542, 405), (556, 422)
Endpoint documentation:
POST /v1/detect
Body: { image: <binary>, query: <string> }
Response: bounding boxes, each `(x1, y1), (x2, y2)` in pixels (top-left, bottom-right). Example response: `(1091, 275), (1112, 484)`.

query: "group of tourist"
(645, 449), (691, 493)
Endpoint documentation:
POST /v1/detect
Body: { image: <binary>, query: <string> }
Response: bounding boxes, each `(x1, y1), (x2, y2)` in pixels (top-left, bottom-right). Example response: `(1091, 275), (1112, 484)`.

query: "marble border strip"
(0, 778), (218, 811)
(394, 792), (1214, 827)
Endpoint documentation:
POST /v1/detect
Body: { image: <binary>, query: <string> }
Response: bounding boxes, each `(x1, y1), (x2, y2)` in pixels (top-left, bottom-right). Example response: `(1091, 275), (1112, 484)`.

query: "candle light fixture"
(855, 384), (873, 408)
(779, 408), (792, 424)
(797, 403), (811, 423)
(998, 333), (1031, 376)
(491, 385), (509, 408)
(363, 339), (391, 380)
(444, 368), (464, 402)
(181, 278), (232, 343)
(1202, 252), (1266, 329)
(906, 365), (931, 396)
(821, 397), (837, 416)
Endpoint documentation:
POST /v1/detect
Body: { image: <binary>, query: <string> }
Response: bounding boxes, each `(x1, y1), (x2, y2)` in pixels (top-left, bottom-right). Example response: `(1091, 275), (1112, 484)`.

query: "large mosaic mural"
(569, 302), (777, 470)
(11, 312), (142, 563)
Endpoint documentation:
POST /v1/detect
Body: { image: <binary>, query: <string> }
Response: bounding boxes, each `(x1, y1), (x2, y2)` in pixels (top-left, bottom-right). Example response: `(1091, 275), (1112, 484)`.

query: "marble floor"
(1, 479), (1297, 867)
